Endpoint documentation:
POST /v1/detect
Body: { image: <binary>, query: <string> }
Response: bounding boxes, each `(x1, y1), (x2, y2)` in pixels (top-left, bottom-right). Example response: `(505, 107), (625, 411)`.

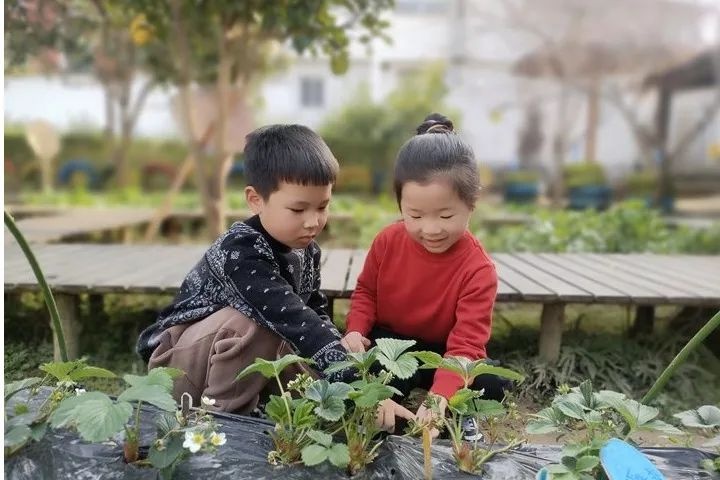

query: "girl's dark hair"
(394, 113), (479, 209)
(244, 124), (339, 199)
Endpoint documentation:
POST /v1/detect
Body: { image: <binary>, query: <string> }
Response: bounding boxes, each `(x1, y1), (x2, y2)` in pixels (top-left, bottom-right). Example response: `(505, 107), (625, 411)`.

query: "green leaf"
(350, 383), (394, 409)
(469, 363), (524, 383)
(639, 420), (683, 435)
(124, 368), (180, 393)
(292, 399), (317, 429)
(155, 412), (179, 437)
(301, 444), (328, 466)
(4, 425), (32, 451)
(236, 355), (311, 381)
(266, 394), (291, 423)
(578, 380), (595, 407)
(4, 377), (42, 401)
(6, 413), (38, 428)
(50, 392), (133, 442)
(77, 398), (133, 442)
(324, 361), (356, 375)
(305, 380), (350, 421)
(30, 422), (47, 442)
(149, 434), (185, 469)
(574, 455), (600, 472)
(554, 399), (587, 420)
(602, 396), (658, 431)
(674, 405), (720, 429)
(526, 420), (561, 435)
(409, 351), (443, 368)
(469, 399), (506, 419)
(69, 366), (116, 381)
(377, 354), (418, 380)
(375, 338), (416, 361)
(449, 388), (476, 410)
(327, 443), (350, 468)
(307, 429), (332, 447)
(39, 361), (81, 381)
(118, 385), (177, 412)
(50, 392), (106, 428)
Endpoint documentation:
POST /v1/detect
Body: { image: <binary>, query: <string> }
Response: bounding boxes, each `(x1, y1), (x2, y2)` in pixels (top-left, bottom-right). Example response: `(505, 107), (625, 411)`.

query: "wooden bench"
(5, 243), (720, 362)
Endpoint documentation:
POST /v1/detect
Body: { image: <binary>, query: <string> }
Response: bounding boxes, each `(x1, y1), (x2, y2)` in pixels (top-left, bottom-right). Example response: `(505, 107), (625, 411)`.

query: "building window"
(300, 77), (324, 107)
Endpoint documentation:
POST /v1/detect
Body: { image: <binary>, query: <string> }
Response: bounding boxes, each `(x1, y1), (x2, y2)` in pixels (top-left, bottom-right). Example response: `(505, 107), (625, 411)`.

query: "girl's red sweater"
(346, 222), (498, 398)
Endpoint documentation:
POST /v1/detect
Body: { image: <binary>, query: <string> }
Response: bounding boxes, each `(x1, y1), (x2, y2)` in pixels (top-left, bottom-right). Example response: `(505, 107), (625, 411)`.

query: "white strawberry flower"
(201, 396), (216, 407)
(183, 431), (205, 453)
(209, 432), (226, 447)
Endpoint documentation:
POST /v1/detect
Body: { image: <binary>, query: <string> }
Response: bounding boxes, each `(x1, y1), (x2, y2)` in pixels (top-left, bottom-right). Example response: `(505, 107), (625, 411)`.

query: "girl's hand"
(376, 399), (415, 433)
(415, 393), (448, 439)
(341, 331), (371, 353)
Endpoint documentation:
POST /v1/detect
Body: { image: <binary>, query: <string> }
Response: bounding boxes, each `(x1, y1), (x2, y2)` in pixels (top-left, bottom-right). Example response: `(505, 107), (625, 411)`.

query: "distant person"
(343, 113), (510, 437)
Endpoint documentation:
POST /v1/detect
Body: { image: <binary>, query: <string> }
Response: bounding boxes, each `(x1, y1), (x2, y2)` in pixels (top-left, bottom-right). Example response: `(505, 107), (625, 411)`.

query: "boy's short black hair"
(244, 124), (339, 199)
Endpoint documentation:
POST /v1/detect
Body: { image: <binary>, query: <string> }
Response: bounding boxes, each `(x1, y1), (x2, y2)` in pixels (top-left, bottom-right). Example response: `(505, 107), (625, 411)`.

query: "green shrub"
(503, 169), (539, 184)
(478, 200), (720, 254)
(564, 162), (606, 188)
(625, 170), (658, 195)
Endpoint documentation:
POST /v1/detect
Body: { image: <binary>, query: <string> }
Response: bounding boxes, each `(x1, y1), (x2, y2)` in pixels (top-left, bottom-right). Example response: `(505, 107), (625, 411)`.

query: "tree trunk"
(550, 85), (569, 206)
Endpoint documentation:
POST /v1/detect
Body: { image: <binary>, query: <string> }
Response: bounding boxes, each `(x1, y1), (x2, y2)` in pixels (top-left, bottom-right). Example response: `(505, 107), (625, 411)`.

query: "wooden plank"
(4, 244), (90, 289)
(494, 254), (591, 302)
(512, 253), (629, 303)
(537, 253), (671, 304)
(641, 255), (720, 286)
(495, 278), (520, 301)
(588, 254), (719, 301)
(345, 250), (368, 292)
(557, 254), (702, 304)
(321, 249), (352, 297)
(492, 258), (556, 302)
(608, 254), (718, 295)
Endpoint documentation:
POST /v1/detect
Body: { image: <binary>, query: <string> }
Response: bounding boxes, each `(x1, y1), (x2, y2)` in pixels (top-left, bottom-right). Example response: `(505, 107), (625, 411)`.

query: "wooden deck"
(6, 243), (720, 362)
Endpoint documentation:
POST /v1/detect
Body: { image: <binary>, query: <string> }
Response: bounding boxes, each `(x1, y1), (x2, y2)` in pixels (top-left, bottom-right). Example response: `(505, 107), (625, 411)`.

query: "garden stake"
(4, 210), (68, 362)
(422, 426), (432, 480)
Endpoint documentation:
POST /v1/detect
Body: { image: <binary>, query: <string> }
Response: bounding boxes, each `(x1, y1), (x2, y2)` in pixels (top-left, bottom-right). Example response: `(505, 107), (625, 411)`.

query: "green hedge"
(4, 129), (187, 188)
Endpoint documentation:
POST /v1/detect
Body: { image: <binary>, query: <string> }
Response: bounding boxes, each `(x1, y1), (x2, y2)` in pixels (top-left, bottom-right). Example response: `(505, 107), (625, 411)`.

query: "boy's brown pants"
(148, 307), (306, 414)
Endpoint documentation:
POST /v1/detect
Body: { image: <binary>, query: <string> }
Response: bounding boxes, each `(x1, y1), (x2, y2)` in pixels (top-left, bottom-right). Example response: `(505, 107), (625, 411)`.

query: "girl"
(343, 113), (507, 434)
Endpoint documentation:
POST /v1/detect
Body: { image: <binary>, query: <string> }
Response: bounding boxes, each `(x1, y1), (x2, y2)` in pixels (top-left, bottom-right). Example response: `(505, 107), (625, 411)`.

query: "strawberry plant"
(4, 359), (116, 456)
(412, 353), (526, 474)
(528, 380), (683, 479)
(238, 338), (430, 474)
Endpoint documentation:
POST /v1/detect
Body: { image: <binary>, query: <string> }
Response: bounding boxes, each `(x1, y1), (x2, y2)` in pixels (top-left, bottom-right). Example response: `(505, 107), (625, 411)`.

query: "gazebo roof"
(643, 48), (720, 91)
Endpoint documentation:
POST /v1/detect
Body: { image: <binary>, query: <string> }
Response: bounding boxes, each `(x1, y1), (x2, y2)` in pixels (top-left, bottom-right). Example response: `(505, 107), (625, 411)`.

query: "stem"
(642, 310), (720, 404)
(274, 375), (293, 433)
(134, 400), (142, 441)
(4, 211), (68, 361)
(476, 438), (524, 467)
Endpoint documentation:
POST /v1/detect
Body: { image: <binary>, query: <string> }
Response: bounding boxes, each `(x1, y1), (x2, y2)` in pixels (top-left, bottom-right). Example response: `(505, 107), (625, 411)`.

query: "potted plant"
(502, 169), (541, 204)
(563, 162), (611, 210)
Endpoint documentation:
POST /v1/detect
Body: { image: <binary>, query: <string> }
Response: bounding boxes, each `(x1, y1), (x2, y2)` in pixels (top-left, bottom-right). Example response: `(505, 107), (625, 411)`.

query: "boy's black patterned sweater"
(137, 215), (350, 380)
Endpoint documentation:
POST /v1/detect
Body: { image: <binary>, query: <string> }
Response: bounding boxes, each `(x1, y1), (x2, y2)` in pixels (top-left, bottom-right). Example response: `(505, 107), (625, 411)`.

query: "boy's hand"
(415, 393), (448, 439)
(375, 399), (415, 433)
(341, 331), (371, 353)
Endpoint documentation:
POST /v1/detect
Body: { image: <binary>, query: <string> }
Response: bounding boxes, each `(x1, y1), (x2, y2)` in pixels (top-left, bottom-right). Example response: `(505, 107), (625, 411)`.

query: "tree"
(320, 64), (459, 194)
(4, 0), (158, 188)
(471, 0), (714, 206)
(132, 0), (394, 238)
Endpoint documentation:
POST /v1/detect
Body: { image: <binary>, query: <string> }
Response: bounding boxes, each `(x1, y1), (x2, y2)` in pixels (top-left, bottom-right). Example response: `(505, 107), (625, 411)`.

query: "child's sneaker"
(461, 417), (483, 442)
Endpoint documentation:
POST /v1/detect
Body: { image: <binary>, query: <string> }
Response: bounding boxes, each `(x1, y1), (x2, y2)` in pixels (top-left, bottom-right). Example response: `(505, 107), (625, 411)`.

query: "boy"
(136, 124), (353, 414)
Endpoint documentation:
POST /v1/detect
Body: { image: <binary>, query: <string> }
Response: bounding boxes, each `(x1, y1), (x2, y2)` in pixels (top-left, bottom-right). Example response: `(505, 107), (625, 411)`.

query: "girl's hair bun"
(416, 112), (454, 135)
